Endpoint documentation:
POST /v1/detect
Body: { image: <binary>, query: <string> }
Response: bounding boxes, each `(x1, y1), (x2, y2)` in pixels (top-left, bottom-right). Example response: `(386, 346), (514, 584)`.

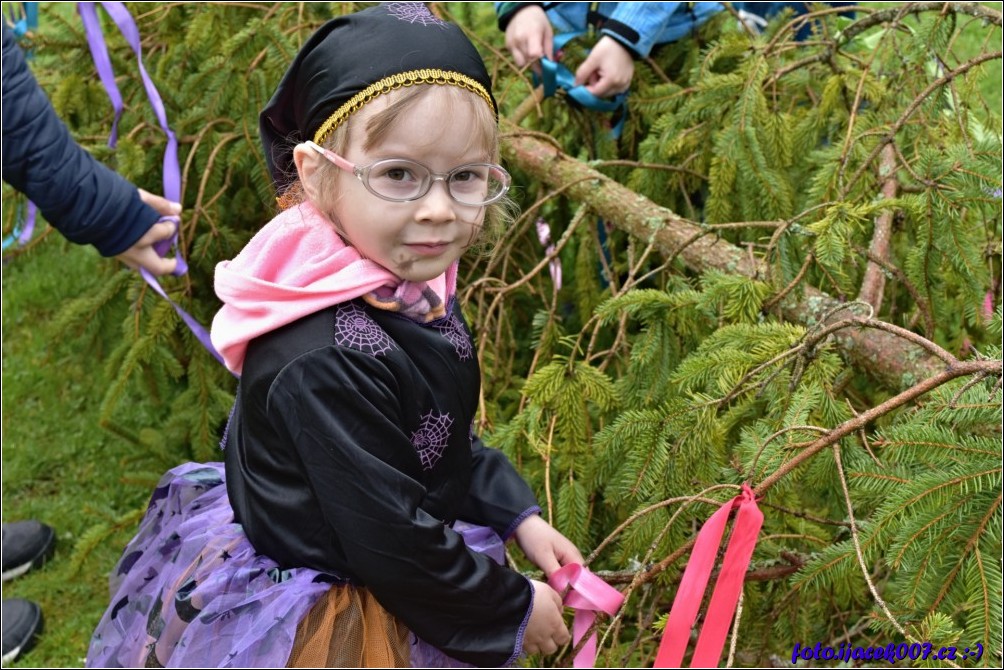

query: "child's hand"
(574, 35), (635, 98)
(513, 514), (585, 577)
(504, 5), (554, 73)
(524, 579), (571, 655)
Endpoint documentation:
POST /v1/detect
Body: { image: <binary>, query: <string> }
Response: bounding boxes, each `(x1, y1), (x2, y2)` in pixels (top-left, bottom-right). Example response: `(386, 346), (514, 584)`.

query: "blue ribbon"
(9, 2), (37, 38)
(535, 32), (629, 138)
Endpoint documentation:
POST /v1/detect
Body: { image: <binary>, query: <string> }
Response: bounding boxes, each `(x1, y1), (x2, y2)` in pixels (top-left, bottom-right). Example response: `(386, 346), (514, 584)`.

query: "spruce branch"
(590, 159), (708, 182)
(726, 590), (744, 668)
(586, 489), (737, 565)
(580, 237), (678, 369)
(509, 85), (546, 126)
(837, 2), (1002, 38)
(597, 356), (1001, 618)
(713, 305), (881, 409)
(835, 11), (891, 186)
(487, 204), (587, 298)
(832, 442), (964, 670)
(466, 176), (594, 291)
(989, 375), (1003, 401)
(928, 490), (1002, 613)
(949, 371), (993, 407)
(593, 553), (806, 585)
(798, 314), (956, 367)
(189, 133), (242, 243)
(760, 501), (852, 528)
(762, 251), (813, 313)
(747, 425), (830, 483)
(845, 399), (884, 467)
(852, 243), (935, 337)
(766, 3), (1001, 86)
(179, 118), (236, 223)
(842, 49), (1002, 196)
(133, 2), (273, 21)
(754, 356), (1001, 495)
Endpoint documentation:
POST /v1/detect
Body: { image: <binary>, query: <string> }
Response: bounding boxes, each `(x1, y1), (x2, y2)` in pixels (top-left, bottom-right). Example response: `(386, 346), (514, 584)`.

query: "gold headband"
(312, 69), (494, 147)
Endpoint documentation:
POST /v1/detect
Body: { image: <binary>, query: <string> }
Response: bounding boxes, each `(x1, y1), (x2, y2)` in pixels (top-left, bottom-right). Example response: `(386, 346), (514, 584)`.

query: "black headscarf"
(260, 3), (497, 190)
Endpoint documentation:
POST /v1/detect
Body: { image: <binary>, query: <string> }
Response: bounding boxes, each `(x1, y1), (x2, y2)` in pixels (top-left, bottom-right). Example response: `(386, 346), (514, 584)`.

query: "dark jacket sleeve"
(1, 24), (159, 256)
(270, 350), (533, 667)
(460, 435), (541, 540)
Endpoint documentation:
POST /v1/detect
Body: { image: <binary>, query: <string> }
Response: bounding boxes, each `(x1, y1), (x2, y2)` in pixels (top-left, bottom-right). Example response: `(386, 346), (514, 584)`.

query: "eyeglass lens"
(364, 160), (507, 205)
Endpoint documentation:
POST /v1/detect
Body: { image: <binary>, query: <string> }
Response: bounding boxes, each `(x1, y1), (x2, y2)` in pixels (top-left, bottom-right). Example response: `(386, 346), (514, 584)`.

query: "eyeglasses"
(305, 141), (510, 206)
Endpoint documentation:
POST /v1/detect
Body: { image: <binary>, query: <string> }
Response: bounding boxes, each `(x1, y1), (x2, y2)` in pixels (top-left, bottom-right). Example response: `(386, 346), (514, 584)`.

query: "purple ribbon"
(18, 202), (37, 245)
(2, 201), (37, 252)
(79, 2), (225, 367)
(78, 3), (179, 203)
(140, 262), (225, 367)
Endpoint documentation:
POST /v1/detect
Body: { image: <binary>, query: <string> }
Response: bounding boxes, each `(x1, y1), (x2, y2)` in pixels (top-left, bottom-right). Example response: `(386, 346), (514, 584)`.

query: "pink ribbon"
(548, 564), (624, 668)
(654, 484), (763, 668)
(535, 218), (563, 290)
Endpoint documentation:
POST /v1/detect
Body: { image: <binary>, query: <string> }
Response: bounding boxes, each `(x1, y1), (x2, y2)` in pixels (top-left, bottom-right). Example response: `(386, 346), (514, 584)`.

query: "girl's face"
(300, 87), (491, 284)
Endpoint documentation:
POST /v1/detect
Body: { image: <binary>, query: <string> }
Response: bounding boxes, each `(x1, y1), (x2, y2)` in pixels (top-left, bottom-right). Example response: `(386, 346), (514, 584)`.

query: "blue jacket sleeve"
(603, 3), (723, 58)
(1, 24), (159, 257)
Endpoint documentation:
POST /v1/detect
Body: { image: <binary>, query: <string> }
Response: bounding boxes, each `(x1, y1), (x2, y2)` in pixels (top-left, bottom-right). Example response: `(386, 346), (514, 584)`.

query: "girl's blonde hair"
(286, 84), (515, 256)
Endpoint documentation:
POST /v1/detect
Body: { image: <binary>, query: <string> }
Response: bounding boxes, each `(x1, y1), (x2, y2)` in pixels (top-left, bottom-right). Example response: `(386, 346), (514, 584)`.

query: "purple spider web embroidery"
(333, 303), (397, 356)
(435, 311), (473, 360)
(411, 410), (454, 470)
(387, 3), (447, 27)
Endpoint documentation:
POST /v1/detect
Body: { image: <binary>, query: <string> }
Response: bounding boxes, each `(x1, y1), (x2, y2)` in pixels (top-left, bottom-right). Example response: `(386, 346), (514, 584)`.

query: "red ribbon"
(654, 484), (763, 668)
(548, 564), (624, 668)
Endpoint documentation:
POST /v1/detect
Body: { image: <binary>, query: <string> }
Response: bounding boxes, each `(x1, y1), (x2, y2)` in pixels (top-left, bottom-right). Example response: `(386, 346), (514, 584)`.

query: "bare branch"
(857, 145), (900, 311)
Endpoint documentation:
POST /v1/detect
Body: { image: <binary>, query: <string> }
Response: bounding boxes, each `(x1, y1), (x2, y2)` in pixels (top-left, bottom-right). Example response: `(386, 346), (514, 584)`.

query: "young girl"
(87, 5), (582, 667)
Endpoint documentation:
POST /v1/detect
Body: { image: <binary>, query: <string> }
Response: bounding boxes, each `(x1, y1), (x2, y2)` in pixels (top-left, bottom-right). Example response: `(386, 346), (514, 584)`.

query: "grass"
(1, 239), (161, 668)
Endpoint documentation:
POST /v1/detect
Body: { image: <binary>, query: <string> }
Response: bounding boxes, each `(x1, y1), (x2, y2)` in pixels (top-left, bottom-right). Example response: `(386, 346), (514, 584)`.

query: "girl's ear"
(292, 143), (325, 203)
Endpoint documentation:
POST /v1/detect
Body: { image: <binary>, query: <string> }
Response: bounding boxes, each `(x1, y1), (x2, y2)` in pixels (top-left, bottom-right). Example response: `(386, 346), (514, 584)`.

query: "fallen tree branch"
(501, 125), (946, 391)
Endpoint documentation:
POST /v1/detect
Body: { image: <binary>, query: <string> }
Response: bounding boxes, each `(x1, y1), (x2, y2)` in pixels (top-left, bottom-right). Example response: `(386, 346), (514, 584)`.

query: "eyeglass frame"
(304, 141), (511, 206)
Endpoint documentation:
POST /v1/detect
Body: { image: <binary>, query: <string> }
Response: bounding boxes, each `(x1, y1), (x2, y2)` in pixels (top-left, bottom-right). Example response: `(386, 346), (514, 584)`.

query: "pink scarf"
(210, 201), (455, 375)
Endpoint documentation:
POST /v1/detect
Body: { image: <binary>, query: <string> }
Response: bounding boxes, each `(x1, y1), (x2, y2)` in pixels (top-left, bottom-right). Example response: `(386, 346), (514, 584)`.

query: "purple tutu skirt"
(86, 462), (506, 668)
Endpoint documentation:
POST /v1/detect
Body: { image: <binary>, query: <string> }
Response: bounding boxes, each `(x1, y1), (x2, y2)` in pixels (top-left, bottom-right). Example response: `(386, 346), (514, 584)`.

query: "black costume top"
(224, 297), (540, 666)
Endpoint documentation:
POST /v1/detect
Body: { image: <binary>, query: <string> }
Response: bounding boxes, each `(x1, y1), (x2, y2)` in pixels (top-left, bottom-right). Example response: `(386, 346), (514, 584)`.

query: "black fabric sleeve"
(1, 25), (159, 256)
(460, 435), (540, 540)
(269, 350), (533, 667)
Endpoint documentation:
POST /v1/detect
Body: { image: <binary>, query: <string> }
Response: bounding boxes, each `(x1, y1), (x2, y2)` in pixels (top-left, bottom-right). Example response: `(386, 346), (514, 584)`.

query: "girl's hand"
(512, 514), (584, 577)
(523, 579), (570, 655)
